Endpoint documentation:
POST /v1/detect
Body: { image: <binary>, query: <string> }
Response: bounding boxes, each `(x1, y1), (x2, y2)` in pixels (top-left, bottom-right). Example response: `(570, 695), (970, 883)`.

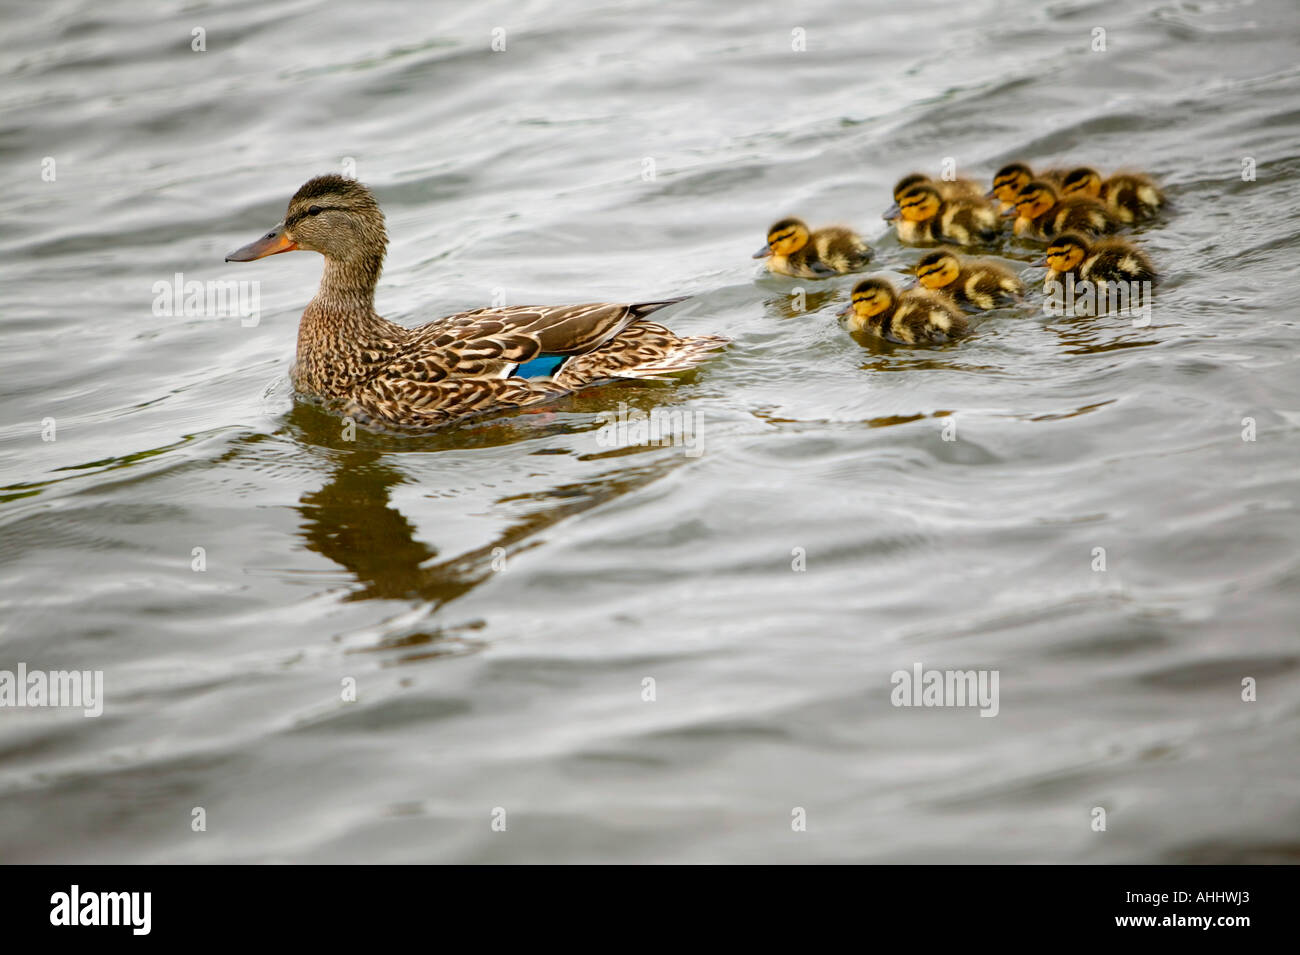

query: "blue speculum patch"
(514, 354), (568, 378)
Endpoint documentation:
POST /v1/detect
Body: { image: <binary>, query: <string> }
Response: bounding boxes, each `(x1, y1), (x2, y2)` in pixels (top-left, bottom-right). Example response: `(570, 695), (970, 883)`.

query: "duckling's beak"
(837, 304), (852, 318)
(225, 222), (298, 262)
(901, 278), (918, 291)
(752, 245), (772, 259)
(1032, 257), (1048, 267)
(1001, 205), (1018, 218)
(882, 203), (901, 221)
(984, 187), (998, 200)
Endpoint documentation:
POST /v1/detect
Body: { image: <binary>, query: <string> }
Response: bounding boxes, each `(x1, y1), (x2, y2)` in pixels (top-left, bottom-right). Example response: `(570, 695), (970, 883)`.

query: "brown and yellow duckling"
(839, 277), (968, 344)
(893, 172), (984, 204)
(986, 162), (1070, 212)
(1007, 179), (1119, 241)
(225, 175), (727, 431)
(1041, 232), (1157, 289)
(884, 183), (1000, 247)
(752, 218), (874, 278)
(752, 217), (873, 278)
(913, 249), (1024, 311)
(1059, 167), (1165, 224)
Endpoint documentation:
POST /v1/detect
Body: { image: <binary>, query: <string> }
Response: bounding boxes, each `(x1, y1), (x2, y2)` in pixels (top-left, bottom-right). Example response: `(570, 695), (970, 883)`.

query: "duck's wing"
(397, 299), (688, 380)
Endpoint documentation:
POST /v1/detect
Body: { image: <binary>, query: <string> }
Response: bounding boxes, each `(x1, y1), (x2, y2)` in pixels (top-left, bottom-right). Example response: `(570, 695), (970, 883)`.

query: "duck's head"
(753, 218), (811, 259)
(838, 277), (896, 320)
(226, 175), (387, 265)
(914, 249), (961, 291)
(987, 162), (1033, 203)
(885, 183), (941, 222)
(1041, 233), (1089, 273)
(1060, 167), (1103, 199)
(892, 173), (932, 203)
(1009, 179), (1057, 219)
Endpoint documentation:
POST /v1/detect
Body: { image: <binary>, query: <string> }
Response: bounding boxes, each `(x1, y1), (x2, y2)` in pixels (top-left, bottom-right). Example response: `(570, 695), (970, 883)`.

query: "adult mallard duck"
(752, 217), (873, 278)
(226, 175), (727, 430)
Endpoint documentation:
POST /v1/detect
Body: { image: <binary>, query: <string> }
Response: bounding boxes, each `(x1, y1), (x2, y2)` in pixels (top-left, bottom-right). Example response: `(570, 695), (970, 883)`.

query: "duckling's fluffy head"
(895, 183), (942, 222)
(1061, 167), (1103, 199)
(1014, 179), (1058, 219)
(758, 217), (811, 257)
(1045, 233), (1090, 273)
(283, 175), (387, 263)
(845, 277), (896, 318)
(990, 163), (1034, 202)
(915, 249), (962, 290)
(893, 173), (931, 201)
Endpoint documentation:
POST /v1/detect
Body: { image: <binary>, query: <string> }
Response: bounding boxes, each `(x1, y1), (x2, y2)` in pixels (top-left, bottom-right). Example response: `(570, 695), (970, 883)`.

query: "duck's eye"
(307, 205), (324, 216)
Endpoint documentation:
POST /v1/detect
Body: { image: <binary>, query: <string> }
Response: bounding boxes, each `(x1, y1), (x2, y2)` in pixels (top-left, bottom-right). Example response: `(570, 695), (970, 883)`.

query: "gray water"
(2, 0), (1298, 863)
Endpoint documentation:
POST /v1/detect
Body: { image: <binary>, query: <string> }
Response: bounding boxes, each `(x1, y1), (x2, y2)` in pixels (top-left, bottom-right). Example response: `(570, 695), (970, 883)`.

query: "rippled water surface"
(2, 0), (1299, 863)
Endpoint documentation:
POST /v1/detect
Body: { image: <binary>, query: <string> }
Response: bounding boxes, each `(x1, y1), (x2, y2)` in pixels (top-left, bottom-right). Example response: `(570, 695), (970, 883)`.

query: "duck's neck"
(294, 253), (406, 399)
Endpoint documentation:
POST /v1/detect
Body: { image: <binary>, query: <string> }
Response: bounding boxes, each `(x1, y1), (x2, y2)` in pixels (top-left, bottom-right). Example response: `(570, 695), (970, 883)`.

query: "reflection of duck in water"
(227, 175), (727, 432)
(290, 405), (689, 613)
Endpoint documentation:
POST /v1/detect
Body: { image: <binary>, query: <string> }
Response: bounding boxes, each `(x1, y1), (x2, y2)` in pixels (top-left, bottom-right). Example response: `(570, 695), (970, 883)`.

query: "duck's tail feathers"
(552, 323), (727, 389)
(630, 297), (691, 320)
(613, 334), (730, 381)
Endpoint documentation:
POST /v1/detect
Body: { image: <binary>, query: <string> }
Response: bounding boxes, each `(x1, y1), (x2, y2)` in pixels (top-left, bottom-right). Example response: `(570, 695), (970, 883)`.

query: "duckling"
(884, 183), (1000, 247)
(839, 277), (968, 344)
(1007, 179), (1119, 241)
(1059, 167), (1165, 224)
(986, 162), (1070, 211)
(753, 217), (873, 278)
(913, 248), (1024, 311)
(1041, 232), (1156, 289)
(893, 172), (984, 204)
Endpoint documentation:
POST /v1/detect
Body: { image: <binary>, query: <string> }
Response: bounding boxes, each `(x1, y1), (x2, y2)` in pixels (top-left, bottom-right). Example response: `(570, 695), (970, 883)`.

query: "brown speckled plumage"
(227, 176), (727, 431)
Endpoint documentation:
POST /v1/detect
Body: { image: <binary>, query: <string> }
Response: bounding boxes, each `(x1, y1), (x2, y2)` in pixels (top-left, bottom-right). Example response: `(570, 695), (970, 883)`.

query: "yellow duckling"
(1059, 167), (1165, 224)
(913, 248), (1024, 311)
(986, 162), (1070, 212)
(884, 183), (1000, 247)
(893, 172), (984, 204)
(839, 277), (968, 344)
(1041, 232), (1157, 289)
(753, 217), (873, 278)
(1007, 179), (1119, 240)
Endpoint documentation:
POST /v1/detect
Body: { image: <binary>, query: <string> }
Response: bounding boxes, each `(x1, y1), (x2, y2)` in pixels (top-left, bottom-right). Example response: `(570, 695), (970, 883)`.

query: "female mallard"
(839, 277), (968, 344)
(884, 183), (1000, 247)
(1041, 232), (1157, 289)
(226, 176), (727, 430)
(752, 217), (873, 278)
(913, 248), (1024, 310)
(1059, 167), (1165, 224)
(1007, 179), (1119, 241)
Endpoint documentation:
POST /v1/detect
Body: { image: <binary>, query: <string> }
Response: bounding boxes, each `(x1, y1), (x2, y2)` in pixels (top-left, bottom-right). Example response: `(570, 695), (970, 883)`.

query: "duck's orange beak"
(225, 223), (298, 262)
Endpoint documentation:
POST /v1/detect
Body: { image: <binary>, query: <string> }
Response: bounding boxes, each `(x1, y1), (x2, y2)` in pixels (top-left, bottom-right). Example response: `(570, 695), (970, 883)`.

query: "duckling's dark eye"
(307, 205), (323, 216)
